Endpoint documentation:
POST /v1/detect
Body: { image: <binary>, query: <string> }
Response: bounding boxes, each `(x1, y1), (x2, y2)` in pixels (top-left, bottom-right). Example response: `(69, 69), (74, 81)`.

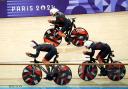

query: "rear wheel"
(106, 61), (126, 81)
(71, 27), (89, 47)
(78, 61), (97, 81)
(53, 65), (72, 85)
(44, 28), (62, 47)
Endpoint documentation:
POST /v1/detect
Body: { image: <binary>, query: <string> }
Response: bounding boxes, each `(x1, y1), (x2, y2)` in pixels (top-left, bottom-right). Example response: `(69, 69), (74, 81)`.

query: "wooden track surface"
(0, 11), (128, 86)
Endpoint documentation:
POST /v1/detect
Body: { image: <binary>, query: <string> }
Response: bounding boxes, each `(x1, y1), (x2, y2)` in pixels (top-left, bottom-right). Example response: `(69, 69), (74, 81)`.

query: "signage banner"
(0, 0), (128, 17)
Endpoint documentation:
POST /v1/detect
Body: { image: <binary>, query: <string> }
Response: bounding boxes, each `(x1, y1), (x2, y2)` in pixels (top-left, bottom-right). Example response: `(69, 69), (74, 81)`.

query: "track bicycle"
(78, 51), (126, 81)
(44, 18), (89, 47)
(22, 54), (72, 85)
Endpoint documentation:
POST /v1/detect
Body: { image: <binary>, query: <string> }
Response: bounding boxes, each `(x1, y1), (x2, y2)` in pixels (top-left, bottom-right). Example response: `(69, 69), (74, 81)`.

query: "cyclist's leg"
(58, 23), (71, 37)
(57, 26), (66, 37)
(42, 58), (50, 73)
(97, 49), (110, 76)
(97, 51), (106, 76)
(97, 51), (104, 64)
(43, 50), (57, 76)
(63, 24), (73, 44)
(98, 48), (111, 63)
(43, 55), (53, 72)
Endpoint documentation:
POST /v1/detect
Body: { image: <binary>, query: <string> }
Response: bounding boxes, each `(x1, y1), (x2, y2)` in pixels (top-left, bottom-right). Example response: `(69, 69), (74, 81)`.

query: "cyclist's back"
(36, 43), (57, 52)
(91, 42), (111, 51)
(54, 11), (71, 27)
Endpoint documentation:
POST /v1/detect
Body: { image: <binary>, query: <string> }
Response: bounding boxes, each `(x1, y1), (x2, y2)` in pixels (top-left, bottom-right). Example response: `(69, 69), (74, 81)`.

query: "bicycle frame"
(32, 54), (59, 77)
(32, 64), (48, 74)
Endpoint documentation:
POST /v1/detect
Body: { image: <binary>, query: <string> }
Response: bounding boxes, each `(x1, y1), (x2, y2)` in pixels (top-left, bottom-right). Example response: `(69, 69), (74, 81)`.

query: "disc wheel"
(53, 65), (72, 85)
(44, 28), (62, 47)
(106, 61), (126, 81)
(78, 61), (97, 81)
(71, 27), (89, 47)
(22, 65), (42, 85)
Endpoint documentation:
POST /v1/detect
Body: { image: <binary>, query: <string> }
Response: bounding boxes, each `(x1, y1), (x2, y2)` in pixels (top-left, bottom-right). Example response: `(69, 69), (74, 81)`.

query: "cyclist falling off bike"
(83, 40), (112, 76)
(26, 40), (58, 80)
(48, 8), (72, 45)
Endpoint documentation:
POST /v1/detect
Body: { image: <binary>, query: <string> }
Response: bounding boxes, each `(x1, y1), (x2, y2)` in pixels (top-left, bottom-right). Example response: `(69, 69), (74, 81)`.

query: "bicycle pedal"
(67, 42), (71, 45)
(44, 75), (53, 81)
(98, 74), (103, 76)
(98, 73), (107, 76)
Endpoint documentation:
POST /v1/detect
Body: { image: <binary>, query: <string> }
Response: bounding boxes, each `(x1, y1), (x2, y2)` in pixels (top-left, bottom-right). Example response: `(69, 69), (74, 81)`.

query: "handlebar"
(109, 51), (115, 57)
(69, 17), (76, 23)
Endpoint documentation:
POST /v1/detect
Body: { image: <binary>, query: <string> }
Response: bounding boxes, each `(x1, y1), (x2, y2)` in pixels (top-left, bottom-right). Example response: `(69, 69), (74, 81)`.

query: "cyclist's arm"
(90, 49), (95, 57)
(30, 47), (40, 58)
(84, 48), (95, 57)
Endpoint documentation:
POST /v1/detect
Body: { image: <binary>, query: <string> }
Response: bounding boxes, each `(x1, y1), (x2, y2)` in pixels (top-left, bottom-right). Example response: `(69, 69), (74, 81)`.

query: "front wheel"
(78, 61), (98, 81)
(22, 65), (42, 85)
(106, 61), (126, 81)
(43, 28), (62, 47)
(71, 27), (89, 47)
(53, 65), (72, 85)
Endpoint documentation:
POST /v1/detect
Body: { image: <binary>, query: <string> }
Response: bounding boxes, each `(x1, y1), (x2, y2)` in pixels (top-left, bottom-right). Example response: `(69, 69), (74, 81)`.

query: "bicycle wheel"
(106, 61), (126, 81)
(71, 27), (89, 47)
(22, 65), (42, 85)
(44, 28), (62, 47)
(53, 65), (72, 85)
(78, 61), (97, 81)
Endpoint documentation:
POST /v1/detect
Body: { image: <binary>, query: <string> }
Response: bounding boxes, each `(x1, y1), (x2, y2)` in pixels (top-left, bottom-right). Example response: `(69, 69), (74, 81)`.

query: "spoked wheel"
(78, 61), (98, 81)
(71, 27), (89, 47)
(53, 65), (72, 85)
(22, 65), (42, 85)
(106, 61), (126, 81)
(44, 28), (62, 47)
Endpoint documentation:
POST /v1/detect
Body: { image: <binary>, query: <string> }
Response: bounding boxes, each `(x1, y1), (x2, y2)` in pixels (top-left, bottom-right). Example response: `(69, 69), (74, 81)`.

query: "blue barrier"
(0, 0), (128, 17)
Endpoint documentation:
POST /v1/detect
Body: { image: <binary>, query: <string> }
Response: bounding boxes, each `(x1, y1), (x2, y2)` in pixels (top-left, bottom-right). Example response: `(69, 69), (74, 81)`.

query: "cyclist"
(26, 40), (58, 80)
(83, 40), (112, 76)
(48, 8), (72, 45)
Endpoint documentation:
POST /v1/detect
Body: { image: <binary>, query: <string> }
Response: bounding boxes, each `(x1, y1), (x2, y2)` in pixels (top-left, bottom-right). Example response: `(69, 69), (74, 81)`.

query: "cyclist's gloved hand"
(48, 20), (52, 23)
(83, 51), (92, 55)
(26, 52), (34, 57)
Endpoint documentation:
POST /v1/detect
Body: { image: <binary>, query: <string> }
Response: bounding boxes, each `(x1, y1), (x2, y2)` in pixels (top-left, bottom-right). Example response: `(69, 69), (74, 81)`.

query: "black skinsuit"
(51, 11), (71, 32)
(87, 42), (111, 59)
(31, 44), (57, 61)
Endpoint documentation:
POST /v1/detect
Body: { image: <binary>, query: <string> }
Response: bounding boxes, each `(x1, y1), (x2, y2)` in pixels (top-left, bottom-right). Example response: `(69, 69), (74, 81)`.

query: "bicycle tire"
(78, 61), (97, 81)
(53, 65), (72, 85)
(44, 28), (62, 47)
(22, 65), (42, 85)
(106, 61), (126, 81)
(71, 27), (89, 47)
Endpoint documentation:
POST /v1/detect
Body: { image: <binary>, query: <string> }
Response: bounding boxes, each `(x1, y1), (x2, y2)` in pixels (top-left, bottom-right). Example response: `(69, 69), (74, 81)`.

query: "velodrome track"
(0, 11), (128, 87)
